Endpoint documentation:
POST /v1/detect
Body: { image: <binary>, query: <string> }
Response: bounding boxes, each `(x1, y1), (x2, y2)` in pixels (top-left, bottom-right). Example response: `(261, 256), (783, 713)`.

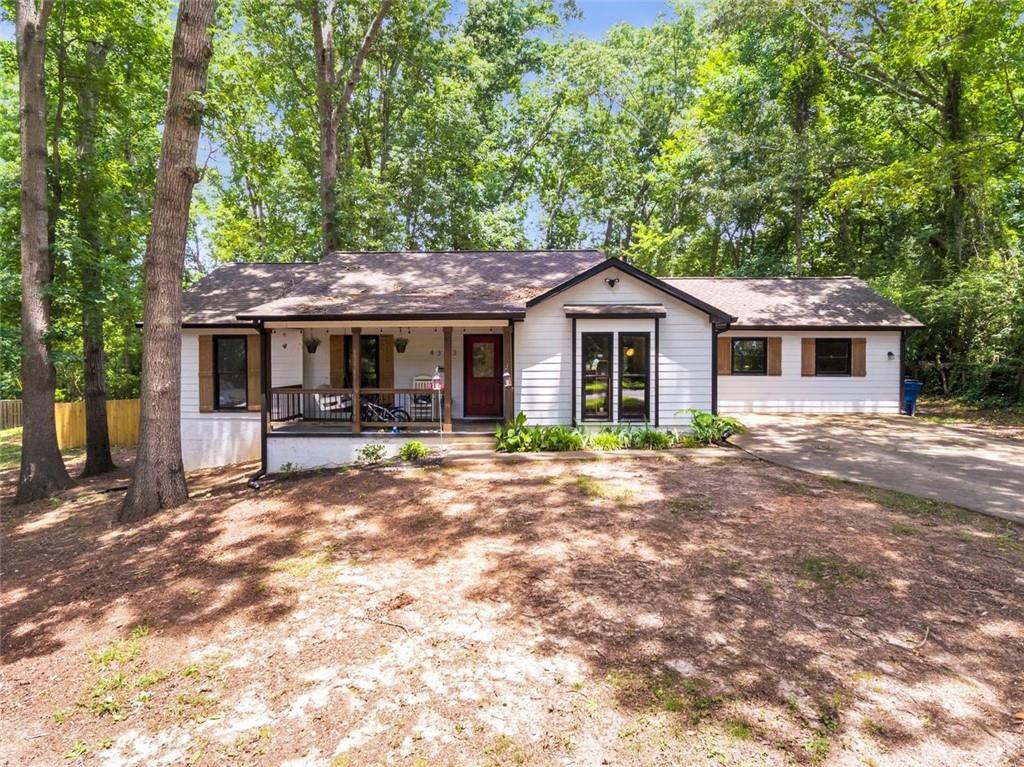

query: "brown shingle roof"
(664, 277), (923, 328)
(205, 250), (605, 321)
(181, 262), (320, 325)
(180, 252), (921, 329)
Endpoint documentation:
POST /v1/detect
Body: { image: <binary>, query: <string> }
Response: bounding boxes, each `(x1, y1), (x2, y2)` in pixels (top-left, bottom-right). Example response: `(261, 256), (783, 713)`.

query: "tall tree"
(75, 38), (116, 476)
(14, 0), (72, 503)
(119, 0), (217, 523)
(311, 0), (392, 256)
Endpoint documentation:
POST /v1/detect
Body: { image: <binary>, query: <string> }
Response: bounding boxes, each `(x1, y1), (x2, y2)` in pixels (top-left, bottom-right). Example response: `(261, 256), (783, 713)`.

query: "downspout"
(571, 317), (577, 427)
(654, 317), (660, 427)
(248, 320), (269, 489)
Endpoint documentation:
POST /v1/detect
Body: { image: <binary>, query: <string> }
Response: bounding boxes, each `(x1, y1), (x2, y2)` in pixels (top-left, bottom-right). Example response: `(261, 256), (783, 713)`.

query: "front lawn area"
(2, 452), (1022, 765)
(917, 397), (1024, 442)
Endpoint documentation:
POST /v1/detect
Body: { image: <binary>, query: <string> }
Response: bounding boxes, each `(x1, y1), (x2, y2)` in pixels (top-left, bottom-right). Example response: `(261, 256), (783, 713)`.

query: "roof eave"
(235, 311), (527, 322)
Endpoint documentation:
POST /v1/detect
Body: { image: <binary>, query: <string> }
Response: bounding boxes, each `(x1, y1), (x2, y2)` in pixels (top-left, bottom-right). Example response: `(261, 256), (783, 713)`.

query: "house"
(178, 250), (922, 471)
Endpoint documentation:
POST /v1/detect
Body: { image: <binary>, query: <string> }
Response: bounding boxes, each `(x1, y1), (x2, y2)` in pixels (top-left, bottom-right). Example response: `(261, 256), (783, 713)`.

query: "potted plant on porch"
(304, 336), (321, 354)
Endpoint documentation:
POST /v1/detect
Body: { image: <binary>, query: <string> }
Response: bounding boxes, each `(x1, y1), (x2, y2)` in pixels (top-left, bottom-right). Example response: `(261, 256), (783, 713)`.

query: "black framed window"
(344, 335), (380, 387)
(731, 337), (767, 375)
(214, 336), (247, 410)
(619, 333), (650, 421)
(815, 338), (852, 376)
(581, 333), (612, 421)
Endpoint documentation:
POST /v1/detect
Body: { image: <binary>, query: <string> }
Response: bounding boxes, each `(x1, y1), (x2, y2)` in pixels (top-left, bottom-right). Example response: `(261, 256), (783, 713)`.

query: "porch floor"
(269, 419), (500, 437)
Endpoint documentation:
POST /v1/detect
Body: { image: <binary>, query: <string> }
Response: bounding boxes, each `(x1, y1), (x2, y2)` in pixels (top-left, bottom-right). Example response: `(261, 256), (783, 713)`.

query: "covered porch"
(261, 320), (515, 438)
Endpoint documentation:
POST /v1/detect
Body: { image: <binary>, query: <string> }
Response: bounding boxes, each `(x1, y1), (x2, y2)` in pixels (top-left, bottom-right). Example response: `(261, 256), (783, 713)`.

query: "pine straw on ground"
(2, 450), (1022, 767)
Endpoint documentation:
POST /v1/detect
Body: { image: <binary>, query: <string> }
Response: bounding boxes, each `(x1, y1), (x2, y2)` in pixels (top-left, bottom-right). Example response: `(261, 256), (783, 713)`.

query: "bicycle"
(360, 395), (411, 423)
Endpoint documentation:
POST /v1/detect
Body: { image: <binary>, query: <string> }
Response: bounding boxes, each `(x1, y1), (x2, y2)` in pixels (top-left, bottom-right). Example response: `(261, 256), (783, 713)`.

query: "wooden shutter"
(198, 336), (214, 412)
(716, 336), (732, 375)
(329, 334), (344, 388)
(767, 337), (782, 376)
(851, 338), (867, 377)
(801, 338), (815, 376)
(379, 335), (395, 387)
(246, 335), (261, 411)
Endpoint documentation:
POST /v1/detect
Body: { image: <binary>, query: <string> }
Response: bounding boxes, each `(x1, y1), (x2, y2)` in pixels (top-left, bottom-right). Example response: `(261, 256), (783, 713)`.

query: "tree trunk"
(311, 0), (393, 257)
(77, 40), (116, 477)
(119, 0), (217, 524)
(15, 0), (72, 504)
(942, 65), (966, 265)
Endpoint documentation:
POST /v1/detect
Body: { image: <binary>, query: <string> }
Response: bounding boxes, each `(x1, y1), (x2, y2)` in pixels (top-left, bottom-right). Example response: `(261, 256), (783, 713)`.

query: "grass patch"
(726, 718), (753, 740)
(891, 522), (917, 536)
(575, 475), (604, 498)
(607, 670), (724, 724)
(799, 554), (867, 592)
(667, 495), (711, 514)
(483, 734), (528, 766)
(863, 487), (972, 524)
(272, 547), (335, 578)
(89, 624), (149, 667)
(802, 733), (831, 764)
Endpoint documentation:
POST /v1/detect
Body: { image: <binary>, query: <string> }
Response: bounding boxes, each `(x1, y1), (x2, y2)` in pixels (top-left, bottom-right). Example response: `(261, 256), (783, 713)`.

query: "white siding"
(718, 329), (902, 414)
(514, 267), (713, 427)
(180, 330), (261, 470)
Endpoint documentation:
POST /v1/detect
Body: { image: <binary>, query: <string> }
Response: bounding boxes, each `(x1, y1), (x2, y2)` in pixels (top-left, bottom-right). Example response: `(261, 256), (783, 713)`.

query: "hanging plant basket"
(394, 337), (409, 353)
(304, 337), (321, 354)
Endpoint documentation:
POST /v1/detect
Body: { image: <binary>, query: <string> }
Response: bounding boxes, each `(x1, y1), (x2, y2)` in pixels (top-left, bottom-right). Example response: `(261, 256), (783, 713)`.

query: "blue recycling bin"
(903, 379), (924, 416)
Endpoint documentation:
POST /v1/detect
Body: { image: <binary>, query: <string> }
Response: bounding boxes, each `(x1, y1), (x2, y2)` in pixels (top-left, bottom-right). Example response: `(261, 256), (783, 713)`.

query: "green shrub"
(591, 430), (624, 450)
(534, 424), (588, 451)
(621, 426), (672, 449)
(398, 440), (430, 460)
(681, 410), (747, 444)
(495, 412), (534, 452)
(356, 443), (387, 463)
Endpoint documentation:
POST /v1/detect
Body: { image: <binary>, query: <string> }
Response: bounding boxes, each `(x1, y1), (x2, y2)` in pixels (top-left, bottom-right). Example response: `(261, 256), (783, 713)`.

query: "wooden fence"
(53, 399), (141, 450)
(0, 399), (23, 429)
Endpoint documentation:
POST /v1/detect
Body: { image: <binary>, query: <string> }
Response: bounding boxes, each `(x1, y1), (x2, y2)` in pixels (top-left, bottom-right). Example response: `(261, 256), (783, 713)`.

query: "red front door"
(463, 334), (503, 417)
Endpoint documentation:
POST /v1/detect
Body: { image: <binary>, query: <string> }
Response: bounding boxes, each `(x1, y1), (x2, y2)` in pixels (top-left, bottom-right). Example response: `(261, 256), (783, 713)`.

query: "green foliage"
(590, 430), (624, 451)
(619, 425), (672, 450)
(495, 411), (534, 452)
(683, 410), (747, 445)
(2, 0), (1021, 404)
(398, 440), (430, 461)
(355, 443), (387, 463)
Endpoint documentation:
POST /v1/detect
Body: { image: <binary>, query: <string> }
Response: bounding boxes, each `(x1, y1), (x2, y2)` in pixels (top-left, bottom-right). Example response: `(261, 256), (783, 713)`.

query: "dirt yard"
(2, 449), (1023, 766)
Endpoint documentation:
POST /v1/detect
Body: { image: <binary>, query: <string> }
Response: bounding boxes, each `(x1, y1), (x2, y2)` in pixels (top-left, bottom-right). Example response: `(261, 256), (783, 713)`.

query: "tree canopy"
(2, 0), (1022, 403)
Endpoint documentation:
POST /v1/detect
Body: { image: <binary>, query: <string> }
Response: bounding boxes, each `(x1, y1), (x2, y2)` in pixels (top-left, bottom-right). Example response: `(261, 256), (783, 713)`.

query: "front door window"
(619, 333), (650, 421)
(581, 333), (612, 421)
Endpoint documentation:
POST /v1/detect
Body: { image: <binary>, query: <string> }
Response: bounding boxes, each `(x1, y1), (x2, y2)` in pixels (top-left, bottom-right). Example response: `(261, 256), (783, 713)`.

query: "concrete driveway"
(732, 413), (1024, 524)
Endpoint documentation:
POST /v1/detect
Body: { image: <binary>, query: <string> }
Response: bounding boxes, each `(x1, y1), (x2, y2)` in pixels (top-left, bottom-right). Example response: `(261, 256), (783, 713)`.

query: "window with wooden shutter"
(801, 339), (815, 376)
(767, 337), (782, 375)
(851, 338), (867, 377)
(716, 336), (731, 375)
(198, 335), (214, 412)
(246, 335), (261, 411)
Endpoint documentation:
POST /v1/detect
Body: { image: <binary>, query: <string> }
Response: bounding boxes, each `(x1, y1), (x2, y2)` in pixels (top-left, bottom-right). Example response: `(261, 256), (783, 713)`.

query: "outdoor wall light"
(604, 277), (620, 288)
(887, 351), (895, 360)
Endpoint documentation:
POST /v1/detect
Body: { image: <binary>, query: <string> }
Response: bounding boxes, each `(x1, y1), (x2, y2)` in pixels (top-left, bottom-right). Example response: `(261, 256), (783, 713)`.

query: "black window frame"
(731, 337), (768, 376)
(814, 338), (852, 377)
(580, 332), (613, 422)
(213, 334), (248, 411)
(343, 335), (381, 388)
(618, 332), (650, 422)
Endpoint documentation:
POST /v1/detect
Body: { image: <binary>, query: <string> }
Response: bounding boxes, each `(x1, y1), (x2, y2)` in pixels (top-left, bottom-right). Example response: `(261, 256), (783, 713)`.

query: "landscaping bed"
(2, 451), (1022, 765)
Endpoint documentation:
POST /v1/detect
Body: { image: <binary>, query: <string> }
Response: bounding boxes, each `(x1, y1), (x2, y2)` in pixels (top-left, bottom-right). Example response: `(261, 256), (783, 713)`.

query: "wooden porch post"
(502, 325), (513, 423)
(352, 327), (361, 433)
(443, 326), (453, 432)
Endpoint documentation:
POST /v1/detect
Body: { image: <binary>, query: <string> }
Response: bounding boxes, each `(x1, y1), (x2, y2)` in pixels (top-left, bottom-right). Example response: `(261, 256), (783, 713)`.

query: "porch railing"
(269, 386), (445, 432)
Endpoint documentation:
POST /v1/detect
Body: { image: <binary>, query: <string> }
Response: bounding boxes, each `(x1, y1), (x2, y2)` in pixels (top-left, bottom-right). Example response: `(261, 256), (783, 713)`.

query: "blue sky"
(1, 1), (676, 43)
